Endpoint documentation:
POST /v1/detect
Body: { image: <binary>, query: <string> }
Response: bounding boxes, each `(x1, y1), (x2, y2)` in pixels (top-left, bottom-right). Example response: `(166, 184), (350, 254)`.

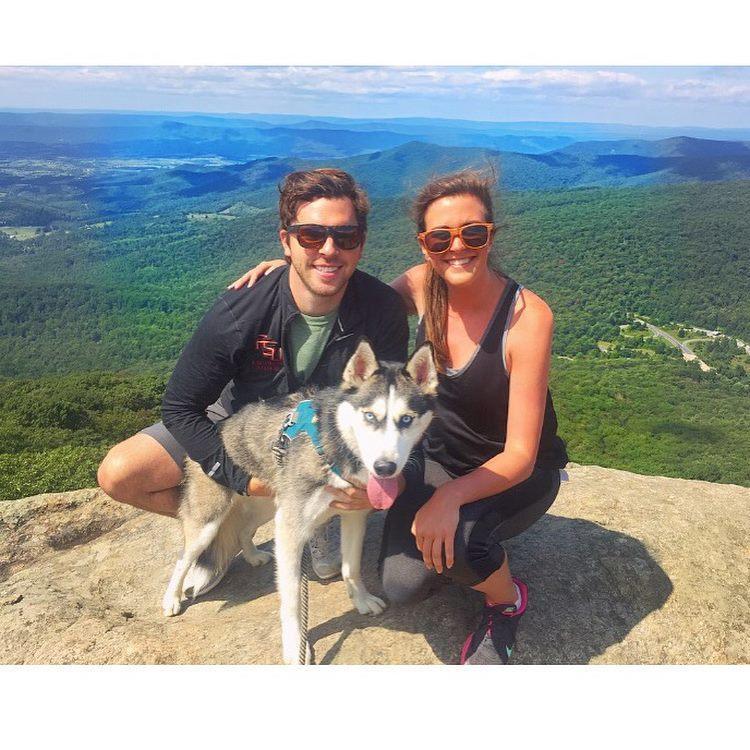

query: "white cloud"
(0, 65), (648, 100)
(1, 66), (750, 114)
(666, 78), (750, 104)
(481, 68), (644, 87)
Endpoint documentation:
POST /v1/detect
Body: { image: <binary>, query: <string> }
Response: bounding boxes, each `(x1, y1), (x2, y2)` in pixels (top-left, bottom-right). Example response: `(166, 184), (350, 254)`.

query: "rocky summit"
(1, 464), (747, 665)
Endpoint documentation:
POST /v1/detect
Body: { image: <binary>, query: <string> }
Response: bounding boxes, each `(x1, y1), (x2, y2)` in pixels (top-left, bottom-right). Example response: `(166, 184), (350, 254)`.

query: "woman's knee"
(464, 538), (507, 585)
(380, 555), (436, 607)
(443, 522), (507, 587)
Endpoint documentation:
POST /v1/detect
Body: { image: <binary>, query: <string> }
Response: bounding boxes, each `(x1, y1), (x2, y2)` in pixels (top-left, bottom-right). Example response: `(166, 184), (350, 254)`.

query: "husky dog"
(162, 339), (437, 664)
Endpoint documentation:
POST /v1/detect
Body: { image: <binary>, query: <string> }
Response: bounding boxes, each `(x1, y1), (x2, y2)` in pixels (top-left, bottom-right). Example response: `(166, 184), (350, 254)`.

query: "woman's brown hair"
(412, 169), (498, 372)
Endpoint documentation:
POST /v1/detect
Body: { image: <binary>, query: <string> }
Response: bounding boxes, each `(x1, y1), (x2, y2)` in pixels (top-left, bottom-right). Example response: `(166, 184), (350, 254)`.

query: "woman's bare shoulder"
(505, 286), (554, 371)
(511, 285), (553, 330)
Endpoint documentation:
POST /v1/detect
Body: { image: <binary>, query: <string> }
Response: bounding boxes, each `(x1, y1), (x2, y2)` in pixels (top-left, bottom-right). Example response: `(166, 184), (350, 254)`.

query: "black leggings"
(379, 460), (561, 606)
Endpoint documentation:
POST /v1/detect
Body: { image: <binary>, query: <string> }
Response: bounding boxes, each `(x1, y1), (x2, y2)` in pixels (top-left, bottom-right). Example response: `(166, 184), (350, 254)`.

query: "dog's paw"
(345, 579), (387, 615)
(352, 591), (387, 616)
(162, 593), (183, 617)
(243, 548), (273, 567)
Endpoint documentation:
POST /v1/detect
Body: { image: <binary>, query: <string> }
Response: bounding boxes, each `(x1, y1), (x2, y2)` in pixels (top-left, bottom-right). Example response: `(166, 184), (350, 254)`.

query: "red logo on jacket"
(253, 334), (283, 371)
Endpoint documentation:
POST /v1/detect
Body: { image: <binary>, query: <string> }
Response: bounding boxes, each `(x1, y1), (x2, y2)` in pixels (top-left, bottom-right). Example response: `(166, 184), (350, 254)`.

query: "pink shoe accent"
(459, 578), (529, 664)
(459, 633), (473, 664)
(506, 577), (528, 617)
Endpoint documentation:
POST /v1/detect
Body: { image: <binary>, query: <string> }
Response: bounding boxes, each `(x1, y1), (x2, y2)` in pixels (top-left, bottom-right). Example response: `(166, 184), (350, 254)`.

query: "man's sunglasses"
(417, 222), (495, 254)
(286, 224), (363, 251)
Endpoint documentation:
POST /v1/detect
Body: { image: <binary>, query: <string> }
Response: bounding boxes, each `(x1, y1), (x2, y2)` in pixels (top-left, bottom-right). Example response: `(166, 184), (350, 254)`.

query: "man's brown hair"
(278, 168), (370, 231)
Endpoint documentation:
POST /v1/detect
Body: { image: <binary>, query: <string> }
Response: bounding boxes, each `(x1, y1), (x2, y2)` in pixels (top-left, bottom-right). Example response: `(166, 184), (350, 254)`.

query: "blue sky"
(1, 66), (749, 128)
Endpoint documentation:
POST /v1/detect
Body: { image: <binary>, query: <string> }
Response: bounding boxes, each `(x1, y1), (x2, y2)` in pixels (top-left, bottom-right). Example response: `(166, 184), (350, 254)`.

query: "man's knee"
(97, 446), (139, 502)
(98, 436), (175, 502)
(98, 432), (184, 503)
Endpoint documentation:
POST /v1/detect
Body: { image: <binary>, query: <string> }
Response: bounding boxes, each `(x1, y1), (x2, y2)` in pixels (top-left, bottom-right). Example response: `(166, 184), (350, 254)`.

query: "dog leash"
(273, 401), (332, 666)
(298, 545), (313, 665)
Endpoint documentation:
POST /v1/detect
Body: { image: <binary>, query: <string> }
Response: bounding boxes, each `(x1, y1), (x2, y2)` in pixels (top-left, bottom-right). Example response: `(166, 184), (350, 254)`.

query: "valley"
(1, 112), (748, 499)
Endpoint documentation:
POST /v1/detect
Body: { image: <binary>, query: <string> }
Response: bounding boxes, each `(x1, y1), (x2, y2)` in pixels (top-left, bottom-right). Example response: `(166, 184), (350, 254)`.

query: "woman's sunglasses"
(286, 224), (363, 251)
(417, 222), (495, 254)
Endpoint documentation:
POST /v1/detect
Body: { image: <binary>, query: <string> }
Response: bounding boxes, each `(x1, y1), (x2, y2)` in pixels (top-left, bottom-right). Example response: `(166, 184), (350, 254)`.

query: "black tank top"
(416, 275), (568, 478)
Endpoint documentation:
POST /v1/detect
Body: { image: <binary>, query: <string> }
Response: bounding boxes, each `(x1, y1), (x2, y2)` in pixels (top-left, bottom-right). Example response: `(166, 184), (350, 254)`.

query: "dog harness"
(272, 400), (343, 478)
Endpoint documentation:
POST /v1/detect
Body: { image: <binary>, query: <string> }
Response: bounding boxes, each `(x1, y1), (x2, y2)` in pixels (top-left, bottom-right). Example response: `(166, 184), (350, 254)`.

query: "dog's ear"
(405, 342), (438, 395)
(342, 339), (380, 388)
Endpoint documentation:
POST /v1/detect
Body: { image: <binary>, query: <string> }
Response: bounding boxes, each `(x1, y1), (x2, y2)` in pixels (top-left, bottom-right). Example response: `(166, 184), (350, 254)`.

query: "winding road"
(634, 318), (712, 372)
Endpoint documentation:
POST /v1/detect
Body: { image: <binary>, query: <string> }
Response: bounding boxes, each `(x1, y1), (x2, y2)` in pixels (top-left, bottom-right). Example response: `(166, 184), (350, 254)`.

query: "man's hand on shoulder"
(390, 264), (426, 317)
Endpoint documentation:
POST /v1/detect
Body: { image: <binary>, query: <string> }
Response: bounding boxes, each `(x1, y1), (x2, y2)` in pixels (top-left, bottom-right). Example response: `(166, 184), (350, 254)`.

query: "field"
(0, 226), (44, 240)
(187, 212), (238, 222)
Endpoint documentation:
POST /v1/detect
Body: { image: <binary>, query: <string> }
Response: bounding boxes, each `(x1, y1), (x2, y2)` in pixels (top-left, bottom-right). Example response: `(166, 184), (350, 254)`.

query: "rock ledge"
(1, 464), (748, 664)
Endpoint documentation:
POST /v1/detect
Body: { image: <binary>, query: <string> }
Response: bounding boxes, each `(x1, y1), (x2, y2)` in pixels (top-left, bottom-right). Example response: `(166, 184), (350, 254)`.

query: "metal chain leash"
(298, 545), (313, 665)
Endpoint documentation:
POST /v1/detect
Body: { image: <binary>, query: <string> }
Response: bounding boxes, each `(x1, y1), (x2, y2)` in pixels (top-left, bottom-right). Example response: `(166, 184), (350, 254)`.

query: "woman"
(232, 170), (568, 664)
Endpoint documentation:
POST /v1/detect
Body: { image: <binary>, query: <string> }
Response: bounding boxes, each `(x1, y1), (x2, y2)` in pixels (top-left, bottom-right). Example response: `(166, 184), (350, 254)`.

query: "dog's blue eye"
(398, 415), (413, 428)
(363, 411), (376, 422)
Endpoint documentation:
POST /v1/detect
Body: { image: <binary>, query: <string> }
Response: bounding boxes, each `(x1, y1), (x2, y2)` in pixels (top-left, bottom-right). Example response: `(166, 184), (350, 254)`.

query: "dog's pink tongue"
(367, 475), (399, 510)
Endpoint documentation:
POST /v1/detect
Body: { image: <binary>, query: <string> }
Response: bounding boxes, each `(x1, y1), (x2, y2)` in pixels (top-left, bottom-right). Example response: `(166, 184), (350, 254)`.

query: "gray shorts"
(140, 401), (230, 471)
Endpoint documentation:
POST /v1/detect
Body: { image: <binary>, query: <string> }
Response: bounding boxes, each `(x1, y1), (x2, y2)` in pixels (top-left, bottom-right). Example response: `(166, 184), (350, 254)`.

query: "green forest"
(1, 351), (747, 502)
(3, 180), (750, 376)
(0, 372), (165, 501)
(1, 141), (749, 499)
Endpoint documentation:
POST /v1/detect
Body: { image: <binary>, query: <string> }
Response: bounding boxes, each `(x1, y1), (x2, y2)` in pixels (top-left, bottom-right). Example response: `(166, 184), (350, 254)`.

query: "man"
(98, 168), (409, 585)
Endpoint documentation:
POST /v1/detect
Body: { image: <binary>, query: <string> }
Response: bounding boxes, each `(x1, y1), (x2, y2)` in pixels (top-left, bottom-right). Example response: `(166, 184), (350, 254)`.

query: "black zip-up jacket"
(162, 265), (409, 494)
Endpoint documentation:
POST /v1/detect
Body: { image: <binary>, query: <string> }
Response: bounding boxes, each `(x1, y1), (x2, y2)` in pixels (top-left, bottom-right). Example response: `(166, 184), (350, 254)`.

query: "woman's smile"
(443, 255), (477, 269)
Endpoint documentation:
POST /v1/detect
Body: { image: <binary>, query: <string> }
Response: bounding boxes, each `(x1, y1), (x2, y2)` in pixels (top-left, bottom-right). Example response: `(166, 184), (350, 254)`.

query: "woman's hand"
(327, 484), (372, 511)
(227, 259), (287, 290)
(410, 487), (461, 574)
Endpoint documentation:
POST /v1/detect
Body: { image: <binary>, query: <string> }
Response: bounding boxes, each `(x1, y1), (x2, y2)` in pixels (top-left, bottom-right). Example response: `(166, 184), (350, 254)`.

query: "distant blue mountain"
(0, 112), (419, 160)
(275, 137), (750, 195)
(6, 110), (750, 161)
(231, 113), (750, 142)
(4, 112), (750, 219)
(92, 135), (749, 216)
(559, 136), (750, 158)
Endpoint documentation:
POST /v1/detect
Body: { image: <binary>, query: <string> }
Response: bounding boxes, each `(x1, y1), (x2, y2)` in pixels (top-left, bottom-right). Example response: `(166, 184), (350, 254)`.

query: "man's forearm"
(162, 405), (250, 495)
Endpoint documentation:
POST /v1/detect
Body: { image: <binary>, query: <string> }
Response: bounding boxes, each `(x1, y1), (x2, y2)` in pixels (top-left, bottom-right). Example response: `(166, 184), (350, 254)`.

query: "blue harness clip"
(273, 400), (342, 478)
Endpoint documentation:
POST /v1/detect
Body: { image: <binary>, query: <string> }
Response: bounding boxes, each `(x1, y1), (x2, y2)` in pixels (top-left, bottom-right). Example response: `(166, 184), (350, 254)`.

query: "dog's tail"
(185, 507), (244, 598)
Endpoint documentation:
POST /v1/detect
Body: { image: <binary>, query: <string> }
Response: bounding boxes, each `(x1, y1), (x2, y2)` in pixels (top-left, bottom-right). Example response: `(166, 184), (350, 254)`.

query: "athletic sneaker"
(308, 517), (341, 580)
(460, 577), (528, 665)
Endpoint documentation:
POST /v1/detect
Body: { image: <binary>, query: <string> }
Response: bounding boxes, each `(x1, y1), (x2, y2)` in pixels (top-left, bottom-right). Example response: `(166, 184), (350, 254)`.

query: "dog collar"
(273, 400), (343, 478)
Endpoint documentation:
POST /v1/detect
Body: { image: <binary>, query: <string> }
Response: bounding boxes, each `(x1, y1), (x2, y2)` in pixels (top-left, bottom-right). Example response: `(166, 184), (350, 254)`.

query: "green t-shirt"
(288, 309), (338, 383)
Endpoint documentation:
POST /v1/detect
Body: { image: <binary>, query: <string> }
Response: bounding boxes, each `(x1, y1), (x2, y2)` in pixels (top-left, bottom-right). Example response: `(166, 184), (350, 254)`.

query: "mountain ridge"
(6, 110), (750, 160)
(150, 136), (750, 202)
